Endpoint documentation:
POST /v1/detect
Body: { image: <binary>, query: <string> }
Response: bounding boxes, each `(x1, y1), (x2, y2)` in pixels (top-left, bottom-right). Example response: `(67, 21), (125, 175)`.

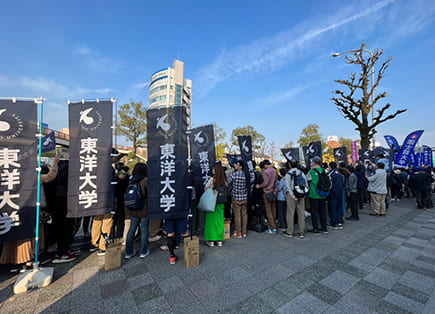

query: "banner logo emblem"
(335, 150), (342, 157)
(285, 151), (294, 160)
(80, 107), (102, 131)
(0, 109), (23, 139)
(156, 113), (177, 137)
(242, 140), (250, 154)
(307, 144), (317, 155)
(194, 130), (209, 148)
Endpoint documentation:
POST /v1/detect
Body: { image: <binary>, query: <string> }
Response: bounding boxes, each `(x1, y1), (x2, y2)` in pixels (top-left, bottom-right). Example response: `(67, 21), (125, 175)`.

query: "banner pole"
(34, 97), (44, 266)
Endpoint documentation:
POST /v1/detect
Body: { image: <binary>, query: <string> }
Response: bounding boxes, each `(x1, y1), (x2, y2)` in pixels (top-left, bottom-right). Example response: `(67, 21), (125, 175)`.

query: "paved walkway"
(1, 198), (435, 313)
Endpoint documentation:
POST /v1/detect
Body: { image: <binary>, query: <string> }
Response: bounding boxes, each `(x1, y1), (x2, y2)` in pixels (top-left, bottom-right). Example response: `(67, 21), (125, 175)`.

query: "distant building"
(148, 60), (192, 127)
(327, 135), (340, 149)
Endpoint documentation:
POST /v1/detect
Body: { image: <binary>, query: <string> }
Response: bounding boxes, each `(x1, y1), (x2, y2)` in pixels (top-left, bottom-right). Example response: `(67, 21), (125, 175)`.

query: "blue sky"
(0, 0), (434, 148)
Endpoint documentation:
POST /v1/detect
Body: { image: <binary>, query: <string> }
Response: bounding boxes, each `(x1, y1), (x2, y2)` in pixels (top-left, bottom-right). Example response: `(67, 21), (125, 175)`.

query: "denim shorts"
(164, 217), (188, 235)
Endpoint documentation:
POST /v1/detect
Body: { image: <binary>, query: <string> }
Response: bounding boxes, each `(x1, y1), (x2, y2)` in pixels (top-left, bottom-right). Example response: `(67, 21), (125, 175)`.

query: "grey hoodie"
(285, 168), (307, 199)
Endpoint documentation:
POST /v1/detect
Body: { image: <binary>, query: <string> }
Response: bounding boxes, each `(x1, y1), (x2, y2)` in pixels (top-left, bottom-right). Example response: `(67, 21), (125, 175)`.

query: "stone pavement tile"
(157, 275), (185, 294)
(123, 263), (150, 279)
(390, 246), (420, 263)
(270, 264), (294, 279)
(221, 281), (253, 305)
(254, 269), (282, 287)
(36, 293), (72, 314)
(127, 272), (154, 290)
(100, 278), (130, 300)
(393, 228), (414, 238)
(272, 277), (309, 300)
(225, 266), (251, 281)
(391, 283), (430, 304)
(340, 263), (369, 278)
(228, 295), (273, 314)
(374, 241), (398, 253)
(413, 232), (432, 241)
(383, 235), (407, 246)
(241, 274), (270, 295)
(416, 255), (435, 265)
(38, 273), (74, 304)
(137, 296), (174, 314)
(72, 266), (100, 289)
(329, 250), (357, 264)
(177, 268), (205, 286)
(398, 271), (435, 293)
(0, 289), (40, 314)
(256, 287), (290, 310)
(320, 270), (359, 294)
(98, 268), (126, 286)
(411, 259), (435, 273)
(284, 255), (316, 272)
(376, 300), (412, 314)
(402, 242), (426, 251)
(276, 291), (329, 314)
(378, 260), (407, 275)
(354, 280), (390, 299)
(346, 286), (381, 310)
(188, 279), (217, 299)
(306, 283), (342, 305)
(364, 267), (401, 290)
(71, 280), (103, 313)
(325, 295), (373, 314)
(164, 289), (206, 314)
(197, 290), (234, 313)
(131, 283), (162, 305)
(103, 290), (139, 314)
(383, 292), (425, 313)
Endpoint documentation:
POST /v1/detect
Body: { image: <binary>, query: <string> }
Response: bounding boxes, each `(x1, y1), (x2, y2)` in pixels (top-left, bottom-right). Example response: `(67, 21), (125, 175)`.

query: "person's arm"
(204, 177), (214, 191)
(41, 157), (59, 184)
(257, 170), (269, 189)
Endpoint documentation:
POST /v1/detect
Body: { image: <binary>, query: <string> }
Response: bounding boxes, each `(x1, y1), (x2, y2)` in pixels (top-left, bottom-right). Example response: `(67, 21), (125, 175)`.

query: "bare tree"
(332, 43), (407, 149)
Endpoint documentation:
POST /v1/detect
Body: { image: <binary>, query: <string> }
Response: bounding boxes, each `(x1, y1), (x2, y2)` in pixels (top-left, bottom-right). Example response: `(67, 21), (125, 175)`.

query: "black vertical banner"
(359, 149), (372, 162)
(334, 147), (348, 166)
(303, 141), (323, 166)
(189, 124), (215, 197)
(238, 136), (254, 196)
(281, 148), (300, 163)
(147, 106), (189, 220)
(0, 99), (37, 243)
(67, 100), (113, 217)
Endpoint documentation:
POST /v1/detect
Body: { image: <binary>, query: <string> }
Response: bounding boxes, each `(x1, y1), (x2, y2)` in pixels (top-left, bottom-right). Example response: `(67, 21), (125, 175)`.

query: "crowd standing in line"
(1, 150), (434, 272)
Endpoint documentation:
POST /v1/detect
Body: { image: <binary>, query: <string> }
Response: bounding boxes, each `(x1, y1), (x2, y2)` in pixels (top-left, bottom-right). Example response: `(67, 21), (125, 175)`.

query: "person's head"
(213, 163), (227, 190)
(376, 162), (385, 170)
(235, 160), (244, 171)
(279, 167), (287, 177)
(289, 160), (298, 169)
(111, 148), (119, 163)
(311, 156), (322, 167)
(339, 161), (346, 169)
(322, 162), (328, 170)
(263, 159), (272, 169)
(347, 165), (355, 173)
(329, 162), (337, 170)
(259, 161), (265, 169)
(376, 153), (385, 160)
(132, 162), (148, 177)
(355, 165), (362, 172)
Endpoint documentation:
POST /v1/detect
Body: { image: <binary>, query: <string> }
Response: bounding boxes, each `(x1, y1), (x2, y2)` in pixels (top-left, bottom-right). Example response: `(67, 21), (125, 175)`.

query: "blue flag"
(394, 130), (424, 168)
(41, 132), (56, 153)
(384, 135), (400, 151)
(423, 145), (433, 168)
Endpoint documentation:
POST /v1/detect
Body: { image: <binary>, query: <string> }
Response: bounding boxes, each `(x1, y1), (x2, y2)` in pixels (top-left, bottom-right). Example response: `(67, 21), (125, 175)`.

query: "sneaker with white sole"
(125, 250), (137, 259)
(265, 229), (277, 235)
(217, 241), (223, 247)
(148, 235), (162, 242)
(52, 253), (78, 264)
(140, 250), (150, 259)
(97, 249), (106, 256)
(206, 241), (215, 247)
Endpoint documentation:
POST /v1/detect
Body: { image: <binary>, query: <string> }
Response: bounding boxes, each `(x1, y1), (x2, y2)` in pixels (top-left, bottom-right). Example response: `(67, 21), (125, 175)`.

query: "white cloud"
(74, 45), (123, 73)
(195, 0), (400, 97)
(74, 46), (91, 55)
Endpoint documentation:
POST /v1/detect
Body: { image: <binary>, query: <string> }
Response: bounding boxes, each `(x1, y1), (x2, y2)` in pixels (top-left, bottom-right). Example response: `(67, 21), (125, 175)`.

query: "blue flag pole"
(34, 97), (43, 266)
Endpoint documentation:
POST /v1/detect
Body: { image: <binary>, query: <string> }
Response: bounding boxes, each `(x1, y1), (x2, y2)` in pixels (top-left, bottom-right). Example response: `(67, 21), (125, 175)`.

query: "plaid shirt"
(229, 170), (248, 201)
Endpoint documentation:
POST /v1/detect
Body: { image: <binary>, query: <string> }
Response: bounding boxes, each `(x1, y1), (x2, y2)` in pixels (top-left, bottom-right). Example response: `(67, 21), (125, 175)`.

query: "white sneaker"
(206, 241), (215, 247)
(148, 235), (162, 242)
(125, 250), (136, 259)
(217, 241), (223, 247)
(140, 250), (150, 259)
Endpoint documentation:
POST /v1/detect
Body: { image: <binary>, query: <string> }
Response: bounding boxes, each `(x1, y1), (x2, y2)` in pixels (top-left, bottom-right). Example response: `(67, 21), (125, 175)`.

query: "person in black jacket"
(409, 168), (433, 209)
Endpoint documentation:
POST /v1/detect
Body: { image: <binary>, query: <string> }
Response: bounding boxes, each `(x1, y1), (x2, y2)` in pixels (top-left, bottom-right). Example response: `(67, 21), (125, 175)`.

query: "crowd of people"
(1, 150), (434, 272)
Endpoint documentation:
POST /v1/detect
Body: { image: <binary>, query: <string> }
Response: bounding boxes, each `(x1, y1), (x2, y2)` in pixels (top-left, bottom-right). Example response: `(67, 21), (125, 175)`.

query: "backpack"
(125, 182), (145, 211)
(291, 171), (309, 198)
(313, 168), (332, 197)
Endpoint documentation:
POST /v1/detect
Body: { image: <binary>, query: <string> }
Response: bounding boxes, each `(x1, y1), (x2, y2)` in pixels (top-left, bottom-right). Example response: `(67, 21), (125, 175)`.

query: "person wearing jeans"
(256, 160), (278, 234)
(228, 161), (248, 238)
(327, 162), (344, 229)
(125, 163), (150, 259)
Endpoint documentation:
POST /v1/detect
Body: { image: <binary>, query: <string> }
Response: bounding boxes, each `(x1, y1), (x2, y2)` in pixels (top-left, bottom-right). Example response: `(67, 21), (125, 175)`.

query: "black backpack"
(313, 168), (331, 197)
(291, 172), (309, 198)
(125, 182), (145, 211)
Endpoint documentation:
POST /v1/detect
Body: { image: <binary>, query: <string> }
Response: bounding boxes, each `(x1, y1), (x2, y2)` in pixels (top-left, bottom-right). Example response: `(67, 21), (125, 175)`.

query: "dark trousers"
(357, 187), (364, 209)
(309, 198), (327, 231)
(415, 189), (433, 208)
(349, 192), (359, 218)
(52, 198), (74, 255)
(391, 185), (402, 200)
(328, 198), (343, 226)
(276, 200), (287, 229)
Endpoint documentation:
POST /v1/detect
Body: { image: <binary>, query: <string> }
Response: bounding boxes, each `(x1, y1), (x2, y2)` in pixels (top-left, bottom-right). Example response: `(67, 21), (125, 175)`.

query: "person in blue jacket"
(328, 162), (345, 229)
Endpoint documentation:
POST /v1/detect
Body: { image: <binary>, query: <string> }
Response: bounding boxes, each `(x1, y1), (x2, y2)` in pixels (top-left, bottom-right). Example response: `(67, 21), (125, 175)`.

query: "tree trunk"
(360, 113), (370, 149)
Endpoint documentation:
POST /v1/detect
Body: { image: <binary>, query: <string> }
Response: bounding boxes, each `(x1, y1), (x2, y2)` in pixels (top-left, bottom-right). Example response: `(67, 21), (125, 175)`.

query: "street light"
(332, 49), (376, 148)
